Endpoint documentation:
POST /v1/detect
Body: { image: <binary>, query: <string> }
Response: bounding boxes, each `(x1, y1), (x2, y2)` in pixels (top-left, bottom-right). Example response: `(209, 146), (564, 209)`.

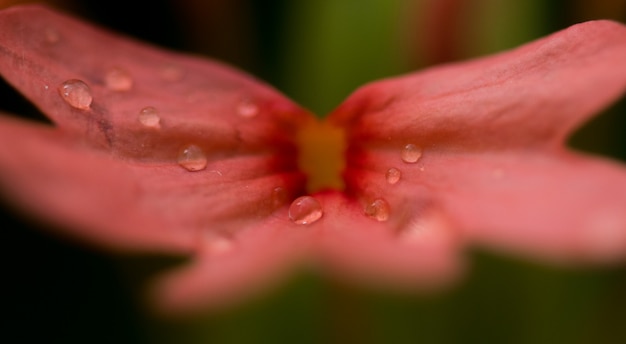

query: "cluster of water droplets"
(51, 27), (433, 227)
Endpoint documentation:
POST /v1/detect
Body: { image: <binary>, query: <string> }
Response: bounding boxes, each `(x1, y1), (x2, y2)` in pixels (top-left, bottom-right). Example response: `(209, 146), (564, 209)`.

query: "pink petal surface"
(151, 191), (462, 313)
(330, 20), (626, 264)
(0, 5), (308, 253)
(1, 5), (626, 313)
(0, 6), (461, 312)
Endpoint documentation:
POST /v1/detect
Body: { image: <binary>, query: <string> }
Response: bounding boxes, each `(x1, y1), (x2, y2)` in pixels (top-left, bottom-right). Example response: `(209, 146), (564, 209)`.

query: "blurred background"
(2, 0), (626, 343)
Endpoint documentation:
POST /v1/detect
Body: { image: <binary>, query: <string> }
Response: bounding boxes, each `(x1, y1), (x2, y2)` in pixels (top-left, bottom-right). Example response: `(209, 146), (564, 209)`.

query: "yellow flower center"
(296, 120), (346, 192)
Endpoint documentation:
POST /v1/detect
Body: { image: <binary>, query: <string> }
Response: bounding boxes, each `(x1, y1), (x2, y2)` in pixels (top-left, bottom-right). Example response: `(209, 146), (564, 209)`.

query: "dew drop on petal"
(401, 144), (422, 163)
(177, 145), (208, 171)
(58, 79), (92, 110)
(289, 196), (323, 225)
(205, 234), (234, 255)
(160, 64), (184, 81)
(105, 67), (133, 91)
(272, 186), (288, 208)
(365, 198), (390, 222)
(44, 27), (60, 43)
(237, 99), (259, 118)
(385, 167), (401, 184)
(138, 106), (161, 128)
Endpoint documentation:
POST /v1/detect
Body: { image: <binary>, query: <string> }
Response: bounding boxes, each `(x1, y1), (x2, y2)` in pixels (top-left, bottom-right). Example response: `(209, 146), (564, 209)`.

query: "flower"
(1, 5), (626, 314)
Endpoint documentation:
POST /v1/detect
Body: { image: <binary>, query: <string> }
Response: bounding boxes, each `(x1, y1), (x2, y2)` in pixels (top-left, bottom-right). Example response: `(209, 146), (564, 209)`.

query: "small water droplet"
(105, 67), (133, 91)
(401, 144), (422, 163)
(272, 186), (288, 208)
(58, 79), (92, 110)
(365, 198), (390, 222)
(44, 27), (60, 43)
(385, 167), (401, 184)
(161, 64), (184, 81)
(138, 106), (161, 128)
(207, 235), (234, 255)
(289, 196), (323, 225)
(237, 99), (258, 118)
(178, 145), (207, 171)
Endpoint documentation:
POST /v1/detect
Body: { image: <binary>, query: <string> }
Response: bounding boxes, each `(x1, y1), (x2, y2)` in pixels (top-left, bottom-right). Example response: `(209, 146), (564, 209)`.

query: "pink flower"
(1, 5), (626, 314)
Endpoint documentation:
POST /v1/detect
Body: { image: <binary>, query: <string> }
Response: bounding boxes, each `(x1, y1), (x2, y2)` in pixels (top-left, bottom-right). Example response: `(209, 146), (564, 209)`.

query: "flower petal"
(0, 113), (192, 253)
(0, 6), (310, 253)
(331, 20), (626, 150)
(150, 217), (310, 314)
(0, 5), (310, 159)
(330, 20), (626, 264)
(430, 151), (626, 264)
(151, 191), (464, 313)
(313, 192), (463, 291)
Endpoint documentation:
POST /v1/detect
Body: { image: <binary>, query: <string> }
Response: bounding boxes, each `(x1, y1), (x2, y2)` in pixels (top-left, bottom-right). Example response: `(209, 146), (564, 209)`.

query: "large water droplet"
(289, 196), (323, 225)
(385, 167), (401, 184)
(58, 79), (92, 110)
(178, 145), (207, 171)
(401, 144), (422, 163)
(237, 99), (259, 118)
(138, 106), (161, 129)
(365, 198), (390, 222)
(105, 67), (133, 91)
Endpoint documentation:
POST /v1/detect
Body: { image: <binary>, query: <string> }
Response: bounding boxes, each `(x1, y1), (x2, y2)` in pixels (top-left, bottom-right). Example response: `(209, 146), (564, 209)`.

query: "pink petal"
(330, 20), (626, 264)
(150, 191), (463, 313)
(150, 217), (311, 314)
(0, 5), (310, 157)
(331, 20), (626, 150)
(313, 191), (463, 291)
(0, 6), (309, 252)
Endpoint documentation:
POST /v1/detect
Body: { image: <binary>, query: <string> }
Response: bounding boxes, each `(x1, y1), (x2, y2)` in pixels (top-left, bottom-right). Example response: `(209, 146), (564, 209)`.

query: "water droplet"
(44, 27), (60, 43)
(365, 198), (390, 222)
(178, 145), (207, 171)
(105, 67), (133, 91)
(205, 234), (234, 255)
(160, 64), (184, 81)
(385, 167), (401, 184)
(237, 99), (258, 118)
(272, 186), (288, 208)
(138, 106), (161, 128)
(58, 79), (92, 110)
(401, 144), (422, 163)
(289, 196), (323, 225)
